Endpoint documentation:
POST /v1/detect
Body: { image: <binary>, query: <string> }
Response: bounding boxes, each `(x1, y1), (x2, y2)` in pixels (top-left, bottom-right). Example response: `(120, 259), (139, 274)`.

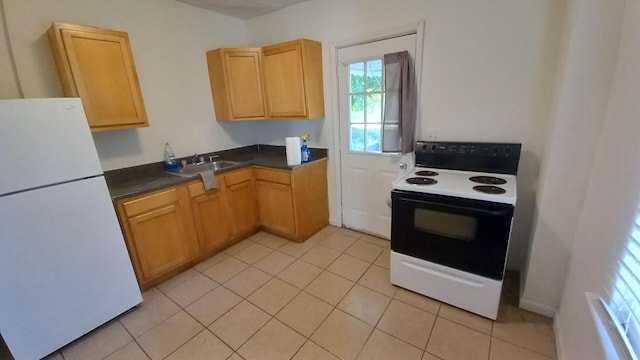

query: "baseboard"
(519, 297), (557, 318)
(329, 218), (341, 227)
(521, 297), (561, 359)
(553, 317), (565, 360)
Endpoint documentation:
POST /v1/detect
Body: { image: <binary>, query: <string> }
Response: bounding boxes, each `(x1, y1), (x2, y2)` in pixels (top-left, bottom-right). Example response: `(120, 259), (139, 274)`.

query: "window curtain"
(382, 51), (417, 154)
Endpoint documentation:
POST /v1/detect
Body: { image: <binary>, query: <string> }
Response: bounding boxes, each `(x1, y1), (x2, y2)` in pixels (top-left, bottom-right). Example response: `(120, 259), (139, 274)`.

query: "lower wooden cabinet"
(187, 181), (231, 259)
(256, 180), (296, 235)
(115, 163), (326, 289)
(291, 158), (330, 240)
(222, 167), (260, 238)
(115, 185), (198, 289)
(255, 158), (328, 241)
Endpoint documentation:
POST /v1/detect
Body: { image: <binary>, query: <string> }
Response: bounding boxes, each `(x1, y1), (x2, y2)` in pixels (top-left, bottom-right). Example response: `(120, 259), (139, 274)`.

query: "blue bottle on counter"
(164, 142), (180, 172)
(301, 134), (311, 163)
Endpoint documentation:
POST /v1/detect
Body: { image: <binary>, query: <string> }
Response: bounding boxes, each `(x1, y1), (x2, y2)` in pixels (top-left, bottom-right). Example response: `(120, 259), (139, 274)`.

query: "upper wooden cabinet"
(262, 39), (324, 119)
(48, 23), (148, 131)
(207, 48), (267, 120)
(206, 39), (324, 121)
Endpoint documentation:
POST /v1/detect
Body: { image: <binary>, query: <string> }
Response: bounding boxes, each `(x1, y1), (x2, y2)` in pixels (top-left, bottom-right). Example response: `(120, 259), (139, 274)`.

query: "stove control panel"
(416, 141), (519, 158)
(415, 141), (522, 175)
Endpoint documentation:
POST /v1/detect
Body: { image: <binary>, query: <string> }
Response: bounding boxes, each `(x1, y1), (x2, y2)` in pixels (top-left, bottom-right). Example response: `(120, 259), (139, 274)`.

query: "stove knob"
(431, 144), (437, 152)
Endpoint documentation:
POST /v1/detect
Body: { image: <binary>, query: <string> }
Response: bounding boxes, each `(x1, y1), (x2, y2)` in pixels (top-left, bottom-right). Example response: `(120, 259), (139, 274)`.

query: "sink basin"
(210, 160), (242, 171)
(168, 160), (241, 177)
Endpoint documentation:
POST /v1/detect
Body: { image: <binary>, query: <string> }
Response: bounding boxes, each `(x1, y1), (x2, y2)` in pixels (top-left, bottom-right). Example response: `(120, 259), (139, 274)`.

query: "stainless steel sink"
(168, 160), (241, 177)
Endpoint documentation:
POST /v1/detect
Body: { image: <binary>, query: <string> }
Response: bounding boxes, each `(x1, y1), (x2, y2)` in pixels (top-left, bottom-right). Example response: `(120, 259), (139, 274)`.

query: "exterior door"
(338, 34), (416, 239)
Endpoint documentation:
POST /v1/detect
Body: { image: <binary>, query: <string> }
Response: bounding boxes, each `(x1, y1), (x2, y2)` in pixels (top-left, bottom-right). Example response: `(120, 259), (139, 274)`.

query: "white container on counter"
(285, 137), (302, 166)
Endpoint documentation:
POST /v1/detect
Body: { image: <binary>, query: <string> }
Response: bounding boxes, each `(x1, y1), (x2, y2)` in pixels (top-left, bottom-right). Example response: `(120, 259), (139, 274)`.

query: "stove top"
(392, 166), (517, 205)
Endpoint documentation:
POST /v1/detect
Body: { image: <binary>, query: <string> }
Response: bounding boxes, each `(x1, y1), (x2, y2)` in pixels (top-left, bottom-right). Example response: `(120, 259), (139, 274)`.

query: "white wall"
(521, 0), (625, 316)
(1, 0), (258, 170)
(555, 0), (640, 357)
(244, 0), (566, 269)
(0, 2), (20, 98)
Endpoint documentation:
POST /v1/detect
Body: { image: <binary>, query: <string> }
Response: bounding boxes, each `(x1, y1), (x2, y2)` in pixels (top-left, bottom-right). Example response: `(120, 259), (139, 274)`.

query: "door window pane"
(350, 125), (365, 152)
(348, 58), (385, 154)
(350, 62), (365, 93)
(366, 124), (381, 152)
(366, 60), (383, 91)
(366, 93), (382, 123)
(350, 94), (365, 122)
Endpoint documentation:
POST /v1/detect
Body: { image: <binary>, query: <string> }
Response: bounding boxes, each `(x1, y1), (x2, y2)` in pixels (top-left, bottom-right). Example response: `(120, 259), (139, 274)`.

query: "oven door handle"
(396, 196), (513, 217)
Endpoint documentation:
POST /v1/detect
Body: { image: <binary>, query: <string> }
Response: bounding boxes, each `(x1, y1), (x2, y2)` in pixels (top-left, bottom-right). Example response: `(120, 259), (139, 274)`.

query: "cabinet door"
(262, 39), (324, 119)
(262, 41), (308, 118)
(118, 186), (197, 288)
(227, 180), (259, 238)
(191, 189), (230, 256)
(48, 23), (148, 131)
(223, 168), (258, 238)
(127, 203), (193, 282)
(207, 48), (267, 120)
(292, 159), (329, 240)
(256, 180), (296, 236)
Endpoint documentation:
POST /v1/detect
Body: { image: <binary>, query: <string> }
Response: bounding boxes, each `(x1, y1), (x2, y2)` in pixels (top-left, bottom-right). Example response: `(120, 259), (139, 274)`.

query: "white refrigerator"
(0, 98), (142, 360)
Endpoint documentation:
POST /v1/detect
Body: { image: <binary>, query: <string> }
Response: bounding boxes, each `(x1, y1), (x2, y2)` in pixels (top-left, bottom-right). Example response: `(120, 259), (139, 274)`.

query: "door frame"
(328, 20), (425, 228)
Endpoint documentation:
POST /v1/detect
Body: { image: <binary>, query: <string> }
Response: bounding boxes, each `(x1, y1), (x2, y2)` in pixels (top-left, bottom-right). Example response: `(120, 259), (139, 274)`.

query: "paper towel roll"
(285, 137), (302, 166)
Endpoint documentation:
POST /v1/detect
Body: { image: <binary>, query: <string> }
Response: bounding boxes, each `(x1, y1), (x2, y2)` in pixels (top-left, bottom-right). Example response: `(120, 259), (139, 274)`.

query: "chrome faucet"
(192, 153), (204, 165)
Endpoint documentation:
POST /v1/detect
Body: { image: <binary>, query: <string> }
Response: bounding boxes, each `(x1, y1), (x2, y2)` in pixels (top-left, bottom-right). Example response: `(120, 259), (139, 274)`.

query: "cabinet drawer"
(122, 188), (178, 217)
(255, 168), (291, 185)
(224, 168), (253, 187)
(187, 179), (220, 197)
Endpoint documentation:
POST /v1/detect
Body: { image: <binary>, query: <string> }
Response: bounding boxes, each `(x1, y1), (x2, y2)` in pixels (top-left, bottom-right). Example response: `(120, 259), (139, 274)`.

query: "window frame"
(347, 58), (386, 154)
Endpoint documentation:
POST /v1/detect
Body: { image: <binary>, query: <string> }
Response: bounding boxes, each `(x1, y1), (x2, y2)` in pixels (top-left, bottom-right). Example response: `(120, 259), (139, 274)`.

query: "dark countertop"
(104, 144), (328, 200)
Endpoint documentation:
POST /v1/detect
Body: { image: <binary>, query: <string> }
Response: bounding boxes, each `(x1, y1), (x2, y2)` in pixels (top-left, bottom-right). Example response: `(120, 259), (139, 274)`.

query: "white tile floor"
(1, 226), (557, 360)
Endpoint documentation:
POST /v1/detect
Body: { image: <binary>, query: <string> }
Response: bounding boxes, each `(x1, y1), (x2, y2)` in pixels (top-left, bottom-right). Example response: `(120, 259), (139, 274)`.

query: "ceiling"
(176, 0), (310, 19)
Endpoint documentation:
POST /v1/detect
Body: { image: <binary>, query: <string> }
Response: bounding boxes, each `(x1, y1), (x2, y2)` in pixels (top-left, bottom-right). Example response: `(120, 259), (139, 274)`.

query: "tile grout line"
(422, 305), (441, 359)
(117, 318), (152, 360)
(352, 292), (397, 359)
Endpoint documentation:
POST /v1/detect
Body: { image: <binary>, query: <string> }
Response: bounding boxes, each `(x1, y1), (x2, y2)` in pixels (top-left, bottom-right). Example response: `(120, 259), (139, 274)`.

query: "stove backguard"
(415, 141), (521, 175)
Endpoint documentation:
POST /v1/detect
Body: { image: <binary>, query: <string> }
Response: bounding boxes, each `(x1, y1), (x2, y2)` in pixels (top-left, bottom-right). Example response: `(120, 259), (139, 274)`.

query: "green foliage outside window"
(350, 74), (383, 112)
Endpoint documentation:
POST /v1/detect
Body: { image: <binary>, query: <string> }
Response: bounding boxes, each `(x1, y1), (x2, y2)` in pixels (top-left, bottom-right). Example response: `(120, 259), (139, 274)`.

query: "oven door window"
(391, 190), (514, 280)
(414, 208), (477, 242)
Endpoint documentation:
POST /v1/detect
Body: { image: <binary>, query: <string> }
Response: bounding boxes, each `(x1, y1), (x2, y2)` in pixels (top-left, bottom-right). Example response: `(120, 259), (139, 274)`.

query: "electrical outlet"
(425, 128), (440, 140)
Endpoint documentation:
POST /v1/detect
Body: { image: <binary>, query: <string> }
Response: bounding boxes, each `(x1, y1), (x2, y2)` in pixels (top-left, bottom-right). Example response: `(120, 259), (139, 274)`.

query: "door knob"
(399, 162), (407, 170)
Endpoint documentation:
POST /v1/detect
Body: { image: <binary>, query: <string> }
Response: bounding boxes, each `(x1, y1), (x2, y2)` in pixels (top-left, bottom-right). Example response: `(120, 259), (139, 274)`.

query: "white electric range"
(390, 141), (521, 319)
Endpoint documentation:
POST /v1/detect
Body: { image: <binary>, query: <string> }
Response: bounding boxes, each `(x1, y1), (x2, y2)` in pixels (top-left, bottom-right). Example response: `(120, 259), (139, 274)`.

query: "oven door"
(391, 190), (514, 280)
